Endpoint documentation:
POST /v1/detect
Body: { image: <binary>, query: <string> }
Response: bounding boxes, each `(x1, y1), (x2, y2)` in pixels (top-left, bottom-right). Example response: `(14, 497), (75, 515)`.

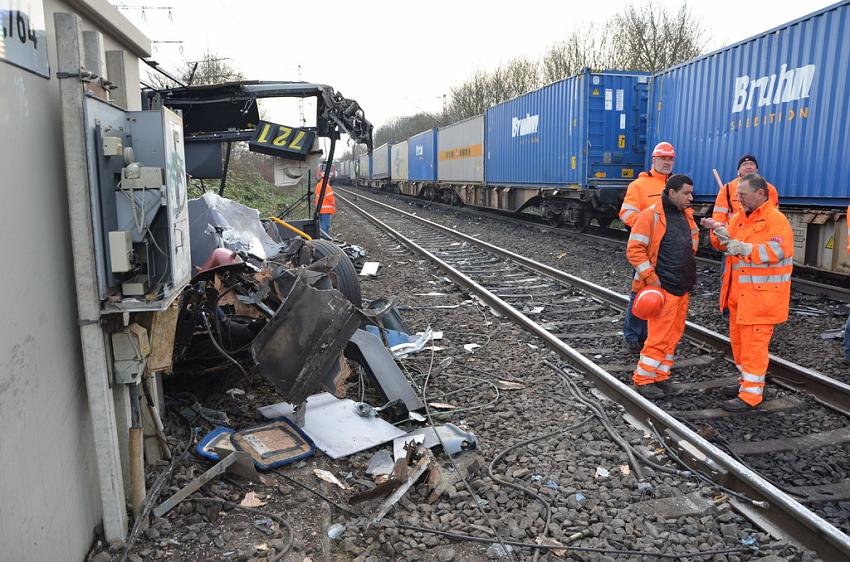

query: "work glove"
(725, 239), (753, 257)
(712, 226), (730, 244)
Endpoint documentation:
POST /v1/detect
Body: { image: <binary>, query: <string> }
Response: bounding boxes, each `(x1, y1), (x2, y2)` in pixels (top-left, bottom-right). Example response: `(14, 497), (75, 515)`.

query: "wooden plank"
(670, 397), (803, 420)
(728, 426), (850, 456)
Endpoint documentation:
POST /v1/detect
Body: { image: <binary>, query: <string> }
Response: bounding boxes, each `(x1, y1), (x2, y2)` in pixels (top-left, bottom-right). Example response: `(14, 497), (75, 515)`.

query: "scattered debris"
(390, 328), (435, 358)
(365, 449), (395, 477)
(359, 262), (381, 276)
(230, 420), (315, 469)
(153, 451), (260, 517)
(486, 543), (514, 559)
(368, 449), (435, 525)
(395, 423), (480, 458)
(346, 329), (426, 412)
(495, 379), (526, 390)
(239, 491), (266, 508)
(327, 523), (346, 540)
(258, 393), (407, 459)
(251, 271), (365, 404)
(463, 343), (481, 353)
(393, 434), (426, 461)
(314, 468), (349, 490)
(821, 328), (845, 340)
(620, 464), (631, 476)
(428, 402), (457, 410)
(226, 387), (246, 398)
(595, 466), (610, 479)
(536, 537), (568, 556)
(253, 518), (277, 536)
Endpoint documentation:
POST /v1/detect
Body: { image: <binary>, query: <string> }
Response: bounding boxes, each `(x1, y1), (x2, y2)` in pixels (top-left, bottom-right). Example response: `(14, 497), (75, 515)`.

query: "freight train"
(339, 1), (850, 275)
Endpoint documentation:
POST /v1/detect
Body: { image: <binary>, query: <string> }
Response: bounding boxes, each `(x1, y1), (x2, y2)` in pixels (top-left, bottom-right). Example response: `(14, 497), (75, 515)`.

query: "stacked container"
(438, 115), (484, 184)
(372, 143), (391, 179)
(408, 129), (438, 182)
(485, 69), (649, 187)
(356, 153), (371, 179)
(647, 1), (850, 207)
(391, 140), (409, 180)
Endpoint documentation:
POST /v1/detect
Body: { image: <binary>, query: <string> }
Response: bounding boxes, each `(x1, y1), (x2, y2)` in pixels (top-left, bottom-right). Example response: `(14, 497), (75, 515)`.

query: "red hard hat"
(652, 142), (676, 158)
(633, 287), (665, 320)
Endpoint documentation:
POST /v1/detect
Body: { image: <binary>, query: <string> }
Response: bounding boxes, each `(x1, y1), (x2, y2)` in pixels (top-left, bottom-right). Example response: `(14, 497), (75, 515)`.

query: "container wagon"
(648, 0), (850, 273)
(436, 115), (485, 205)
(370, 143), (391, 183)
(483, 69), (649, 229)
(391, 140), (409, 184)
(404, 128), (438, 196)
(356, 153), (371, 181)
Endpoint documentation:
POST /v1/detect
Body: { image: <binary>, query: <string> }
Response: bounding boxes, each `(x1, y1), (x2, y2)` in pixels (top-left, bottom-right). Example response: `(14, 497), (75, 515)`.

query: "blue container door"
(583, 73), (649, 185)
(408, 129), (437, 181)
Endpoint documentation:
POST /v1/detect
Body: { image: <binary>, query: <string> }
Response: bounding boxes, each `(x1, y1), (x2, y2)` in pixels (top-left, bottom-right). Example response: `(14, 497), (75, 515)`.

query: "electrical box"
(85, 100), (192, 312)
(108, 231), (133, 273)
(112, 323), (151, 384)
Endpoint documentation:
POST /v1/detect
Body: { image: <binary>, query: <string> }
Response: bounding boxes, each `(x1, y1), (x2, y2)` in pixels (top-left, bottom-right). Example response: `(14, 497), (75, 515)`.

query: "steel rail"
(339, 188), (850, 416)
(347, 184), (850, 303)
(338, 189), (850, 561)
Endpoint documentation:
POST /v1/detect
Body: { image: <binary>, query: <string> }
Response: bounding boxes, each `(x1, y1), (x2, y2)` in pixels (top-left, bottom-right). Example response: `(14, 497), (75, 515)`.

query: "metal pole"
(314, 137), (336, 234)
(54, 12), (128, 543)
(219, 141), (232, 196)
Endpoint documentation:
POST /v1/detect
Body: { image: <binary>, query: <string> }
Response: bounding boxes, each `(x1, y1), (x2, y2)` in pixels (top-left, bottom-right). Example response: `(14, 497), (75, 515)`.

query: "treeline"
(344, 1), (706, 159)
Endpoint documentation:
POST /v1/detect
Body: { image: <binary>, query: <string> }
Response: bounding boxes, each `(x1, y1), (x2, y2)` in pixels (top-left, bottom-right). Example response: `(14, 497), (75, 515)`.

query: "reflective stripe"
(621, 209), (637, 221)
(739, 385), (764, 396)
(766, 240), (784, 259)
(665, 354), (674, 361)
(714, 206), (729, 214)
(656, 364), (671, 373)
(652, 214), (659, 226)
(636, 367), (657, 378)
(690, 228), (700, 235)
(636, 261), (652, 273)
(734, 258), (794, 270)
(633, 272), (641, 281)
(740, 371), (765, 383)
(629, 233), (650, 245)
(738, 273), (792, 284)
(621, 204), (639, 212)
(639, 355), (662, 368)
(758, 244), (769, 262)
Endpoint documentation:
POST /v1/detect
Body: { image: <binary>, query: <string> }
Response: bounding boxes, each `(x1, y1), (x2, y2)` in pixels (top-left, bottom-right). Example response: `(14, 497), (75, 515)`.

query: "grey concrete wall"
(0, 1), (148, 560)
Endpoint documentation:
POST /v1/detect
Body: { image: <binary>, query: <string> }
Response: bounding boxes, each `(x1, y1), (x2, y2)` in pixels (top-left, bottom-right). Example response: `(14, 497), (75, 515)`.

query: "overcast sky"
(112, 0), (835, 141)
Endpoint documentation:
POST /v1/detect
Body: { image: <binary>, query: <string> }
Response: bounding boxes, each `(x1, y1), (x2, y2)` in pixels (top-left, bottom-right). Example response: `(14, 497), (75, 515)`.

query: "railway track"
(337, 187), (850, 561)
(344, 183), (850, 304)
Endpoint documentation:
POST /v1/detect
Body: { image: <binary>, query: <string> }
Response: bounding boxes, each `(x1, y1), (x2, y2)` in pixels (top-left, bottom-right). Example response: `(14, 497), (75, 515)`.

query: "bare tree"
(608, 2), (706, 72)
(541, 22), (616, 82)
(374, 112), (451, 147)
(145, 50), (245, 89)
(447, 57), (541, 120)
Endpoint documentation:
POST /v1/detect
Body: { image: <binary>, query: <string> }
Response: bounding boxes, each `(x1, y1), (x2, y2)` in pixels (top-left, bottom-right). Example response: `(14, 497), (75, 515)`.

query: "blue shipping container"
(647, 1), (850, 207)
(485, 69), (650, 187)
(408, 129), (438, 181)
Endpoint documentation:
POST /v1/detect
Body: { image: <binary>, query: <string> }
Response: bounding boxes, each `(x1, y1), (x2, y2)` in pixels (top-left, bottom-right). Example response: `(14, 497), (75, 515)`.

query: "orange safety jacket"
(712, 177), (779, 225)
(626, 202), (699, 293)
(710, 200), (794, 325)
(315, 181), (336, 214)
(619, 170), (669, 228)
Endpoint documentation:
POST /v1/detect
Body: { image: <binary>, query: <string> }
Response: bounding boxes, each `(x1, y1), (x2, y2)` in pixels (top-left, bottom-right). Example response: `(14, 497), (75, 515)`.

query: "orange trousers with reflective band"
(633, 290), (688, 386)
(728, 301), (772, 406)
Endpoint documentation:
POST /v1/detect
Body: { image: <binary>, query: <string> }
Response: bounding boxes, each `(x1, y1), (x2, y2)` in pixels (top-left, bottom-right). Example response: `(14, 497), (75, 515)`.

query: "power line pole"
(298, 64), (306, 126)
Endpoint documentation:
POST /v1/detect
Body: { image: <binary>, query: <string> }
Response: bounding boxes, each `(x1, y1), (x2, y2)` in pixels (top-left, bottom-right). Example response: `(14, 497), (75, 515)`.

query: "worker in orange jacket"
(704, 174), (794, 411)
(619, 141), (676, 353)
(315, 173), (336, 235)
(844, 204), (850, 365)
(627, 174), (699, 398)
(712, 154), (779, 226)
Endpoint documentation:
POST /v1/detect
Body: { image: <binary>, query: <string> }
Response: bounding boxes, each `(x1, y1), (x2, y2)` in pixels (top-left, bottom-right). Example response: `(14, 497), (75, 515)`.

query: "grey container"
(438, 115), (484, 184)
(391, 140), (409, 180)
(372, 143), (391, 179)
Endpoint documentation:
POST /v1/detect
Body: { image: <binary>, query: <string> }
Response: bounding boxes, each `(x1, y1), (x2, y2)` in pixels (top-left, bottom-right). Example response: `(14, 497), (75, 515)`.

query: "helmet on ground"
(633, 287), (665, 320)
(652, 142), (676, 158)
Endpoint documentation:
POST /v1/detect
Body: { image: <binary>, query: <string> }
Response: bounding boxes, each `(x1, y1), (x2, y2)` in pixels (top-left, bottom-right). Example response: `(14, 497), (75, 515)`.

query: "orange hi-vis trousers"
(633, 290), (689, 386)
(728, 301), (772, 406)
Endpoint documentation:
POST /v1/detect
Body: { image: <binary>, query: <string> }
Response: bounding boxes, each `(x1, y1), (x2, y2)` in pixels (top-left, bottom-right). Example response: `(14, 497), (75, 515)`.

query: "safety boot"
(653, 380), (682, 396)
(635, 383), (664, 399)
(721, 398), (759, 412)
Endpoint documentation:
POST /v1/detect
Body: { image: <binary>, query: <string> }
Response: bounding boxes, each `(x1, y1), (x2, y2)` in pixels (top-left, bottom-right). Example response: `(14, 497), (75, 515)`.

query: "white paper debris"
(314, 469), (349, 489)
(463, 343), (480, 353)
(595, 466), (610, 479)
(359, 262), (380, 276)
(239, 491), (266, 507)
